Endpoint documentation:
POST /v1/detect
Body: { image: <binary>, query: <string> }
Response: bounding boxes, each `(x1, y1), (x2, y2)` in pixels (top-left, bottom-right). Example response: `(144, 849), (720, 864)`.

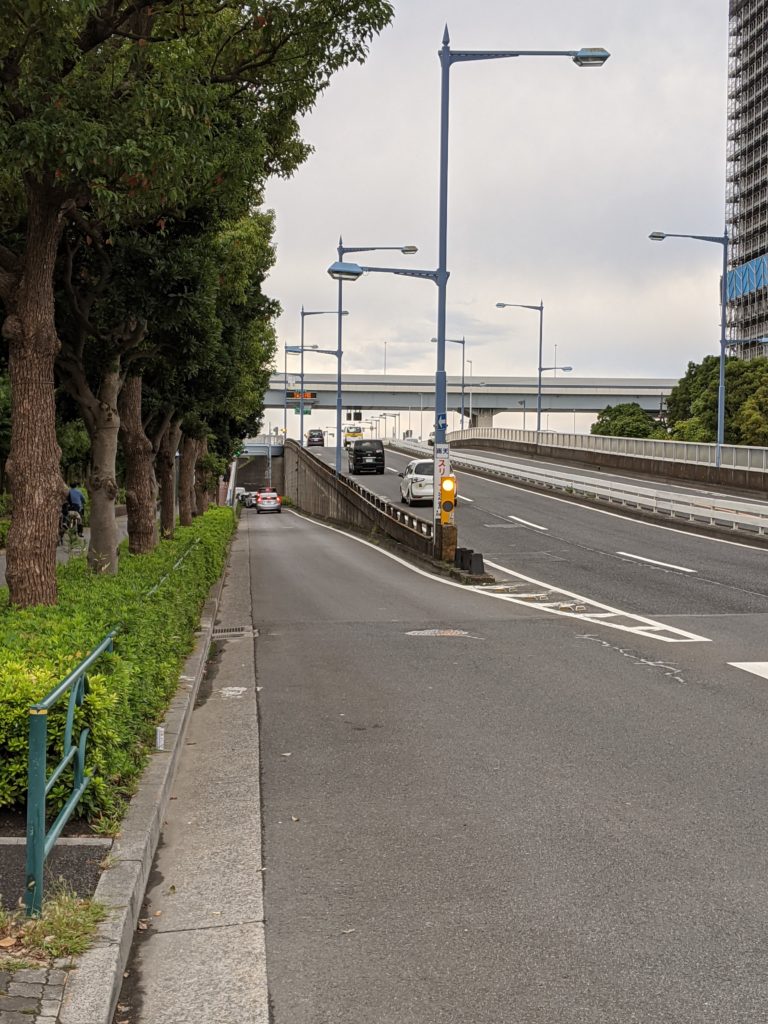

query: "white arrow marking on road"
(728, 663), (768, 680)
(616, 552), (697, 573)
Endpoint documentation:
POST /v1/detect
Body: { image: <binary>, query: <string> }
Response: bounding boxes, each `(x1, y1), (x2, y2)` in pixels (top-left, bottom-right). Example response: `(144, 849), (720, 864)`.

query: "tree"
(0, 0), (394, 605)
(666, 355), (768, 444)
(591, 403), (666, 439)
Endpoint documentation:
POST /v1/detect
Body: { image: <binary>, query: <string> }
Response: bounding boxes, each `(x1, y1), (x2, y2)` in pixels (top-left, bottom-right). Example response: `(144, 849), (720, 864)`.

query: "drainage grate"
(211, 627), (258, 639)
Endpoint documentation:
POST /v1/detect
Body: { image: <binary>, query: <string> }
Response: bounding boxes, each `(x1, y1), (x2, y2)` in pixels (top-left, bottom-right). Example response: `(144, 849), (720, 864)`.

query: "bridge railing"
(448, 427), (768, 473)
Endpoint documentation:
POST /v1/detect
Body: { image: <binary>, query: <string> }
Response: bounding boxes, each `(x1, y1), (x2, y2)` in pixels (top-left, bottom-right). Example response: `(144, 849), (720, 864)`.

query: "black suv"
(306, 429), (325, 447)
(348, 438), (385, 474)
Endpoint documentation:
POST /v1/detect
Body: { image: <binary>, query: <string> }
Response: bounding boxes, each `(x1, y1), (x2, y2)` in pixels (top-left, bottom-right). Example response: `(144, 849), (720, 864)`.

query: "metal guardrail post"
(25, 632), (115, 916)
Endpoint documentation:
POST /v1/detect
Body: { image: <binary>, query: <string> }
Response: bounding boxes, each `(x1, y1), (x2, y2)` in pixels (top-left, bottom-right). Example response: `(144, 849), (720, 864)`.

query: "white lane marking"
(507, 515), (548, 531)
(460, 473), (768, 552)
(484, 558), (708, 643)
(616, 551), (697, 573)
(284, 511), (709, 644)
(386, 467), (400, 473)
(729, 662), (768, 680)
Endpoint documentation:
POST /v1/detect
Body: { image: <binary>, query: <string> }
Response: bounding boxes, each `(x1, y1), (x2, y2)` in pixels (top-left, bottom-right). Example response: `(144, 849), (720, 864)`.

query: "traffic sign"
(436, 413), (447, 430)
(294, 407), (311, 415)
(434, 443), (451, 479)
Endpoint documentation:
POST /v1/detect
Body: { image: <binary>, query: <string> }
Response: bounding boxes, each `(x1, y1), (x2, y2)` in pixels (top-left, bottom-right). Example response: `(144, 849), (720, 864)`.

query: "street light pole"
(299, 306), (338, 447)
(649, 228), (729, 467)
(436, 30), (609, 448)
(431, 335), (466, 427)
(334, 240), (417, 476)
(496, 300), (546, 430)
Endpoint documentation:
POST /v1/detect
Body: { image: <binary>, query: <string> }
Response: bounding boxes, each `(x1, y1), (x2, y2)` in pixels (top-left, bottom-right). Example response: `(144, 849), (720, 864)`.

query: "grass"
(0, 884), (107, 964)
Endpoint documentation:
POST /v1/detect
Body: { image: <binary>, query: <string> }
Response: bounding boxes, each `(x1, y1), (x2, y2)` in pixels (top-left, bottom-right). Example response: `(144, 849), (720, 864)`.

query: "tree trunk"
(3, 183), (67, 606)
(194, 436), (210, 516)
(86, 367), (120, 574)
(178, 433), (197, 527)
(157, 420), (181, 539)
(119, 375), (158, 554)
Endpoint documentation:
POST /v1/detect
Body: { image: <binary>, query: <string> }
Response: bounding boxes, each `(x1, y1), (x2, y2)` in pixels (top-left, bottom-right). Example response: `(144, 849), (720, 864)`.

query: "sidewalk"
(108, 521), (267, 1022)
(1, 519), (268, 1024)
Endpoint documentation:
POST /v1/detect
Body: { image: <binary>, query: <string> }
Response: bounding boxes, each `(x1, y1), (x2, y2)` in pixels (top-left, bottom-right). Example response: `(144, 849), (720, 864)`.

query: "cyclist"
(61, 483), (85, 538)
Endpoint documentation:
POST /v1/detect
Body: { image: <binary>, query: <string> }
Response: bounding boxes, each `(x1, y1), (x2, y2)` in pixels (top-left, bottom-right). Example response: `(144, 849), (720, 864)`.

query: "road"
(252, 500), (768, 1023)
(311, 444), (768, 659)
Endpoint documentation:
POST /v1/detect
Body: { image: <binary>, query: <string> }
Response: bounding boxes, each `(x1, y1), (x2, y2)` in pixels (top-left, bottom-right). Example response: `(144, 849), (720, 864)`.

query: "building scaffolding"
(726, 0), (768, 358)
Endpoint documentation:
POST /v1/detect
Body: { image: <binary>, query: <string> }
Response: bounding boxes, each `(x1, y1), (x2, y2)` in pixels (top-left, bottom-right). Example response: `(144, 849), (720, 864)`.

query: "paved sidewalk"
(0, 966), (69, 1022)
(109, 520), (267, 1023)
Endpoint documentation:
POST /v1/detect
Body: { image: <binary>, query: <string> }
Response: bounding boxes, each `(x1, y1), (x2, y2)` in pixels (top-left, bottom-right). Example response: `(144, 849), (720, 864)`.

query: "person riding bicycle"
(60, 483), (85, 538)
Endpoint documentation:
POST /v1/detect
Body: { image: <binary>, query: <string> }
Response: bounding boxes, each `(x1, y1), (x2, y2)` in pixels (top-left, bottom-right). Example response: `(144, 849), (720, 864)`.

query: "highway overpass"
(265, 373), (674, 428)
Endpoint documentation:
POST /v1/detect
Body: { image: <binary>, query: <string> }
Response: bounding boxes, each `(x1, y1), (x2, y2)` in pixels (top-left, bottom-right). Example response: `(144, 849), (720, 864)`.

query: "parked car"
(348, 438), (385, 474)
(399, 459), (434, 505)
(255, 489), (282, 514)
(427, 431), (435, 447)
(307, 429), (325, 447)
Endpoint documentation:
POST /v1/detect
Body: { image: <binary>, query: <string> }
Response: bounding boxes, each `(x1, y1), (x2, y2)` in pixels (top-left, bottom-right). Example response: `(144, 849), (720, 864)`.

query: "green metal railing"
(25, 632), (116, 916)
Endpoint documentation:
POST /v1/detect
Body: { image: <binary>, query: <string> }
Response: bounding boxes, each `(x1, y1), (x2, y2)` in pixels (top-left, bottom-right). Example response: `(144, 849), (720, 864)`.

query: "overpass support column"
(470, 408), (496, 429)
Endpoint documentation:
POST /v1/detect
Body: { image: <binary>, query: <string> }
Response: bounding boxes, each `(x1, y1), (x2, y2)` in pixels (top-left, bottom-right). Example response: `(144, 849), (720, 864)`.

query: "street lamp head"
(327, 261), (363, 282)
(495, 302), (508, 308)
(572, 47), (610, 68)
(400, 245), (419, 254)
(648, 232), (666, 241)
(561, 366), (573, 372)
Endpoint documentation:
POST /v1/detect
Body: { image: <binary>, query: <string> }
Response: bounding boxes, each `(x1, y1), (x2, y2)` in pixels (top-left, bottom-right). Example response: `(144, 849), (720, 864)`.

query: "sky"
(262, 1), (729, 435)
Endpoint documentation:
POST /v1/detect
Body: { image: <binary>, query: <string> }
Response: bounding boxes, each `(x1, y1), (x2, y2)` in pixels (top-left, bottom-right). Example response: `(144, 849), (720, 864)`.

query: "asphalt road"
(252, 504), (768, 1023)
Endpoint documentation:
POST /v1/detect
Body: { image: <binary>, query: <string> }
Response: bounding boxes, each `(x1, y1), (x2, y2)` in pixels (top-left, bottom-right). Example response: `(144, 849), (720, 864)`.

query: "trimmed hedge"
(0, 507), (235, 824)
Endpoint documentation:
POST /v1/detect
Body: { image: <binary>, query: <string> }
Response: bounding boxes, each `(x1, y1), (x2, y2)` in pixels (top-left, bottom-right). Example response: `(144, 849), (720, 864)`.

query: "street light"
(299, 307), (345, 447)
(496, 300), (549, 431)
(332, 240), (417, 476)
(434, 29), (609, 453)
(649, 228), (729, 467)
(431, 336), (466, 426)
(284, 343), (318, 438)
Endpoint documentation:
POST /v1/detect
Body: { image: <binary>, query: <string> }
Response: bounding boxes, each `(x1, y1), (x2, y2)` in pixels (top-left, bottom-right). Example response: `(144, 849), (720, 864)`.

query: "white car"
(399, 459), (434, 506)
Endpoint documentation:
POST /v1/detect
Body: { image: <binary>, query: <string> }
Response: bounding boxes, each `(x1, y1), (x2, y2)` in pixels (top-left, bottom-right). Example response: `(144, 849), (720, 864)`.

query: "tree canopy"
(590, 403), (667, 439)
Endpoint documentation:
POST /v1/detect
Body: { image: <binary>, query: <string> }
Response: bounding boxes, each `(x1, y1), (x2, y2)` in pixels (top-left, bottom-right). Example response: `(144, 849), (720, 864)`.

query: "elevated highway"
(265, 373), (673, 428)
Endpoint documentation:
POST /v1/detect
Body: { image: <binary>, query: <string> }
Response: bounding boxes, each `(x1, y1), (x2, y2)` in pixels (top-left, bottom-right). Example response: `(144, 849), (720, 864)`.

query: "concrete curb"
(57, 571), (227, 1024)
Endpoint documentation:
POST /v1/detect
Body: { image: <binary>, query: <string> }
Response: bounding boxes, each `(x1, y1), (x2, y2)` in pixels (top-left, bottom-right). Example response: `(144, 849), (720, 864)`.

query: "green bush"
(0, 507), (235, 824)
(0, 519), (8, 550)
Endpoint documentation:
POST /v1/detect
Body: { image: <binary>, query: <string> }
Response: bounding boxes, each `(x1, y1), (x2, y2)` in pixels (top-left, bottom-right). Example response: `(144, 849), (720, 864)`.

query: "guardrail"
(25, 632), (116, 916)
(391, 441), (768, 537)
(448, 426), (768, 473)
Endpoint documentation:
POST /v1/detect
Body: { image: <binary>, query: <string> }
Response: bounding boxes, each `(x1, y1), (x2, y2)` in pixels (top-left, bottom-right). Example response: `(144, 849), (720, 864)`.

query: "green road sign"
(294, 407), (311, 415)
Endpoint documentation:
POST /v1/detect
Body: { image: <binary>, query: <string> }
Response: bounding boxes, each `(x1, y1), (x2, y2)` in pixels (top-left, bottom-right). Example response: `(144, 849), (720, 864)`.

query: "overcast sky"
(263, 0), (728, 423)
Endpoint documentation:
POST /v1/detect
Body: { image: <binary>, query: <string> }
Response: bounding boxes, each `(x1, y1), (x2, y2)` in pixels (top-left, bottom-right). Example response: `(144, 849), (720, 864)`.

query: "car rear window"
(356, 440), (383, 452)
(414, 462), (433, 475)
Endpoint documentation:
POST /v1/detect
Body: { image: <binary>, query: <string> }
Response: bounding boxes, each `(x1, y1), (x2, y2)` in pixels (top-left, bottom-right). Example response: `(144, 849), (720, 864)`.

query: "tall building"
(726, 0), (768, 358)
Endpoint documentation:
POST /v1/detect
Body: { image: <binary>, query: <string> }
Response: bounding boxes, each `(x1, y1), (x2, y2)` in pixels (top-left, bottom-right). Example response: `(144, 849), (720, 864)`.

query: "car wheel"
(377, 468), (384, 474)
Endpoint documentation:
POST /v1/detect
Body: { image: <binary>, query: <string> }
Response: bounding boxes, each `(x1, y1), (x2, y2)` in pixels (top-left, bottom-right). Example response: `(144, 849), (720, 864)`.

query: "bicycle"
(58, 506), (85, 555)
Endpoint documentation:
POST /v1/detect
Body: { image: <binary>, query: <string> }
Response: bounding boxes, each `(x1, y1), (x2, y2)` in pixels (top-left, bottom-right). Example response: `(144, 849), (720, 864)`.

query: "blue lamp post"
(299, 307), (341, 447)
(649, 229), (729, 468)
(332, 240), (417, 476)
(434, 30), (609, 449)
(496, 300), (547, 430)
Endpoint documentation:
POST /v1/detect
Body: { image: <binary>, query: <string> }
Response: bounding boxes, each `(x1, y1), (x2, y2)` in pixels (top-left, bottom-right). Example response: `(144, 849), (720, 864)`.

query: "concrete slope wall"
(283, 441), (433, 557)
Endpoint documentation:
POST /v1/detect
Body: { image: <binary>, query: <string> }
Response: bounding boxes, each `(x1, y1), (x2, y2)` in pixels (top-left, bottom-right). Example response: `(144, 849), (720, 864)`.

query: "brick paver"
(0, 965), (70, 1023)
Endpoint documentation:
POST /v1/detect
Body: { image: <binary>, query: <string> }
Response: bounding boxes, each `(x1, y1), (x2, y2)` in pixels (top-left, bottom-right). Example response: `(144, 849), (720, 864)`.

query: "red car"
(255, 489), (282, 514)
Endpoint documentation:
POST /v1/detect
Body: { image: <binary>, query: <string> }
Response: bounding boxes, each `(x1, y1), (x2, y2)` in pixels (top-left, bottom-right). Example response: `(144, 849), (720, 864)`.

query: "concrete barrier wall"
(452, 437), (768, 493)
(283, 441), (434, 557)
